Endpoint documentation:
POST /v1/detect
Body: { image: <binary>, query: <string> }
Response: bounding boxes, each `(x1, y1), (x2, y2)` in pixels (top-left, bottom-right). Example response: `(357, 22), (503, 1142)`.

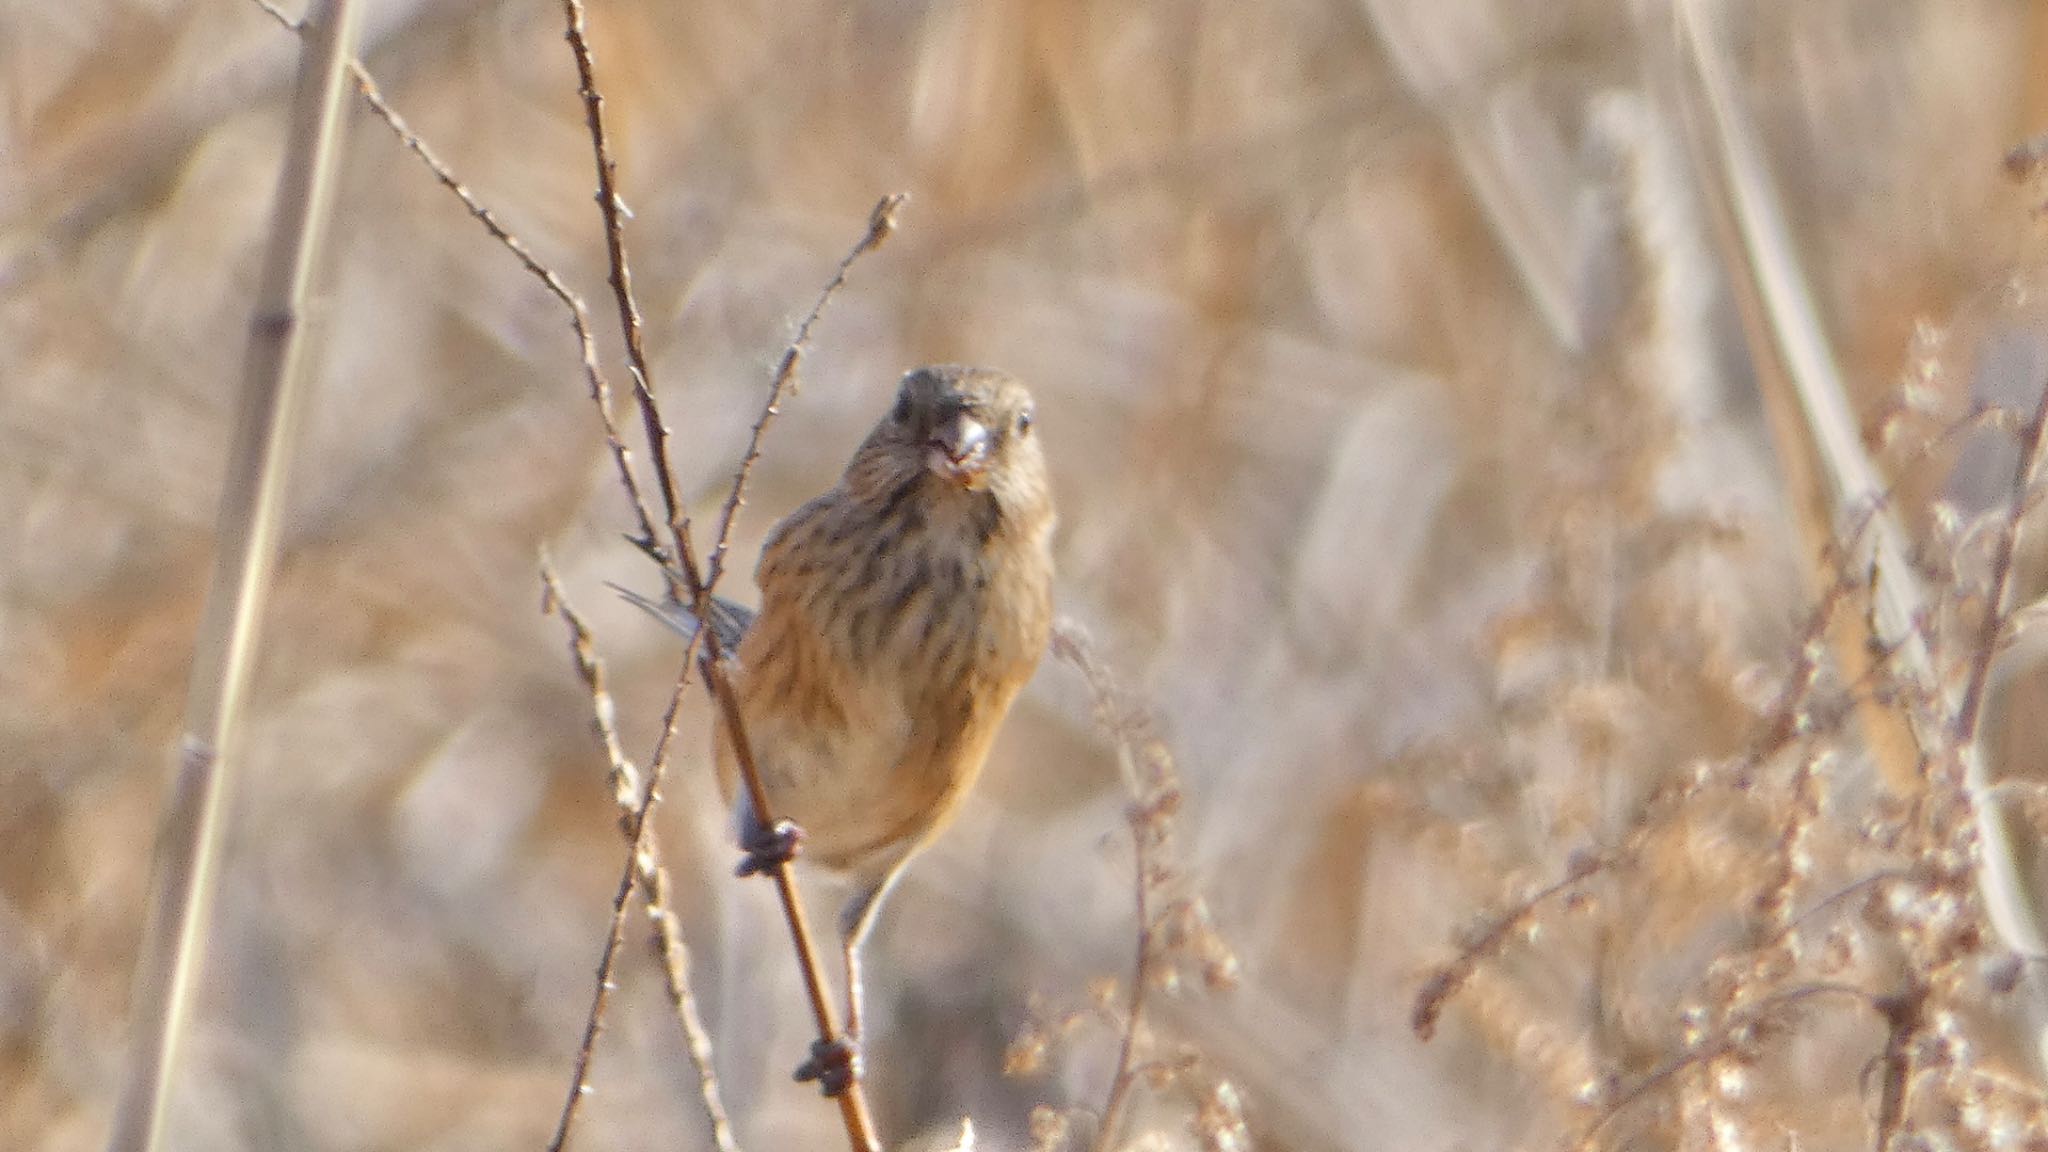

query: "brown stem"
(701, 656), (864, 1064)
(1954, 385), (2048, 743)
(540, 564), (738, 1152)
(559, 0), (684, 551)
(1871, 985), (1927, 1152)
(552, 3), (880, 1147)
(1095, 814), (1155, 1151)
(704, 194), (906, 590)
(348, 65), (664, 558)
(248, 0), (667, 584)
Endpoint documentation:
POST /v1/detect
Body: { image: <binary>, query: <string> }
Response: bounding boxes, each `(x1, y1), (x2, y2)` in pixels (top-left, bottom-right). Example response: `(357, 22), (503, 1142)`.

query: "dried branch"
(249, 0), (665, 553)
(1049, 622), (1235, 1151)
(105, 3), (362, 1151)
(551, 2), (884, 1147)
(634, 335), (883, 1150)
(1674, 0), (2048, 1032)
(558, 0), (684, 554)
(703, 193), (906, 591)
(345, 72), (663, 555)
(539, 562), (738, 1152)
(1953, 390), (2048, 743)
(542, 741), (670, 1152)
(1414, 850), (1610, 1043)
(1415, 579), (1851, 1042)
(244, 6), (750, 1140)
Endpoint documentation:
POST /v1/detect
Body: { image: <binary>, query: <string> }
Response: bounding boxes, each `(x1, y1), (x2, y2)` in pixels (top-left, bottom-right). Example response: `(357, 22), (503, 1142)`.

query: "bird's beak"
(926, 412), (991, 485)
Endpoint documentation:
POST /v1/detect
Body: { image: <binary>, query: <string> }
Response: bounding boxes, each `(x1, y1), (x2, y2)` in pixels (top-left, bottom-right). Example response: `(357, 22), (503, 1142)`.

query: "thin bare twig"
(1953, 386), (2048, 742)
(543, 753), (667, 1152)
(245, 5), (736, 1137)
(343, 64), (665, 557)
(540, 562), (738, 1152)
(1413, 851), (1611, 1043)
(703, 193), (906, 590)
(559, 0), (683, 552)
(106, 4), (361, 1151)
(250, 0), (666, 562)
(1099, 826), (1156, 1150)
(649, 194), (903, 1136)
(544, 582), (720, 1147)
(595, 187), (902, 1134)
(552, 2), (882, 1147)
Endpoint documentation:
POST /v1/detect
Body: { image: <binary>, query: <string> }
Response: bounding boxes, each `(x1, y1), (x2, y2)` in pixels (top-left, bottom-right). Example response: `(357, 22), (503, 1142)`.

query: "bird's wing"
(609, 583), (755, 651)
(704, 596), (757, 649)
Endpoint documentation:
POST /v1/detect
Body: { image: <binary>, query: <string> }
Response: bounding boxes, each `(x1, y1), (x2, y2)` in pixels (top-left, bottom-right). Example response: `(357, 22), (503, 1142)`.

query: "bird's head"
(846, 366), (1050, 527)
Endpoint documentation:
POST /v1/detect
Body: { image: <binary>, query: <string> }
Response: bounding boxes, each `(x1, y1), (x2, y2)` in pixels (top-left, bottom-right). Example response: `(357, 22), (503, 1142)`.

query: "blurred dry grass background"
(9, 0), (2048, 1149)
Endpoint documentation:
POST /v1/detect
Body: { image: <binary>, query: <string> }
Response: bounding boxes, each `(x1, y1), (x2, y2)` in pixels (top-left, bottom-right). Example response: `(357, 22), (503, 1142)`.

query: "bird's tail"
(609, 582), (756, 652)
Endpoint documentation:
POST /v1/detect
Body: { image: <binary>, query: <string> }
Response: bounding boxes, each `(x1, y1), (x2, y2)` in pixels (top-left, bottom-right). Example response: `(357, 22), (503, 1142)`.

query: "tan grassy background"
(7, 0), (2048, 1149)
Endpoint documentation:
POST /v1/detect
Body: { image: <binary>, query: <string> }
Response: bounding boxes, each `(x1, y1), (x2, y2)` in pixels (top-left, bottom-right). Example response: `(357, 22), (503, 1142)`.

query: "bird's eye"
(893, 393), (912, 423)
(1016, 409), (1034, 436)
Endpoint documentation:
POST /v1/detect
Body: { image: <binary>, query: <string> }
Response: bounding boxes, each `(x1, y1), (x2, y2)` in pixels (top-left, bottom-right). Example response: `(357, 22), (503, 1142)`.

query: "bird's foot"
(734, 818), (804, 878)
(793, 1035), (861, 1097)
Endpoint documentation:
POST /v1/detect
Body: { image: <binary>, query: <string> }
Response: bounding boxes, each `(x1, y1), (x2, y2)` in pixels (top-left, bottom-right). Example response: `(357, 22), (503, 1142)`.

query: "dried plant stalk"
(1674, 0), (2048, 1017)
(104, 2), (363, 1150)
(1050, 621), (1238, 1152)
(540, 562), (738, 1152)
(551, 2), (885, 1147)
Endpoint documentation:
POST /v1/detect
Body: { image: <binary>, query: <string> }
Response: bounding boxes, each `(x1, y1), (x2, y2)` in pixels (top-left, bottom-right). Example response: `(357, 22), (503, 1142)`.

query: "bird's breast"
(720, 485), (1052, 871)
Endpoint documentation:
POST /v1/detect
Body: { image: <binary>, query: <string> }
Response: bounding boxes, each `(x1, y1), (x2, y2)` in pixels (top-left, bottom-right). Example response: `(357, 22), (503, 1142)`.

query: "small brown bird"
(634, 365), (1054, 1081)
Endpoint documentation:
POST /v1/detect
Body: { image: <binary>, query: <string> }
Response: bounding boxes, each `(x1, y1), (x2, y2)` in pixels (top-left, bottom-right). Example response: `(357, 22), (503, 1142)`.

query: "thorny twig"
(558, 0), (684, 558)
(633, 186), (907, 1134)
(540, 556), (712, 1151)
(348, 67), (663, 555)
(263, 0), (891, 1140)
(246, 0), (664, 563)
(245, 5), (738, 1141)
(553, 1), (888, 1146)
(703, 193), (905, 591)
(539, 562), (737, 1152)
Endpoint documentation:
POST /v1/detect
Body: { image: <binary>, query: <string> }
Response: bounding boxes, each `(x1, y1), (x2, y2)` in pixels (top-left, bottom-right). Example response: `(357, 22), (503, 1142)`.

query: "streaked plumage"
(638, 365), (1054, 1056)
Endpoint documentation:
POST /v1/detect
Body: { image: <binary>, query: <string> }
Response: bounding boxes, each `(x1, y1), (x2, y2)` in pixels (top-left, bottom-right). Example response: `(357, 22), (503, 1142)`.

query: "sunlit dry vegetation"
(9, 1), (2048, 1150)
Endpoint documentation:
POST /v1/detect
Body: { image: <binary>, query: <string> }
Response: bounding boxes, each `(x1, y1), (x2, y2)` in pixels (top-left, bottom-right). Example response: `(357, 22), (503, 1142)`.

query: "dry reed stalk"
(245, 3), (738, 1139)
(1674, 0), (2048, 1059)
(104, 2), (363, 1150)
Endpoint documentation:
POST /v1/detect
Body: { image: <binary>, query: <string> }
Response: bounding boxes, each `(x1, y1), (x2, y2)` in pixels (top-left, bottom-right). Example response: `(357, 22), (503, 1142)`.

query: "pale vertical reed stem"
(105, 2), (362, 1150)
(1674, 0), (2048, 1065)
